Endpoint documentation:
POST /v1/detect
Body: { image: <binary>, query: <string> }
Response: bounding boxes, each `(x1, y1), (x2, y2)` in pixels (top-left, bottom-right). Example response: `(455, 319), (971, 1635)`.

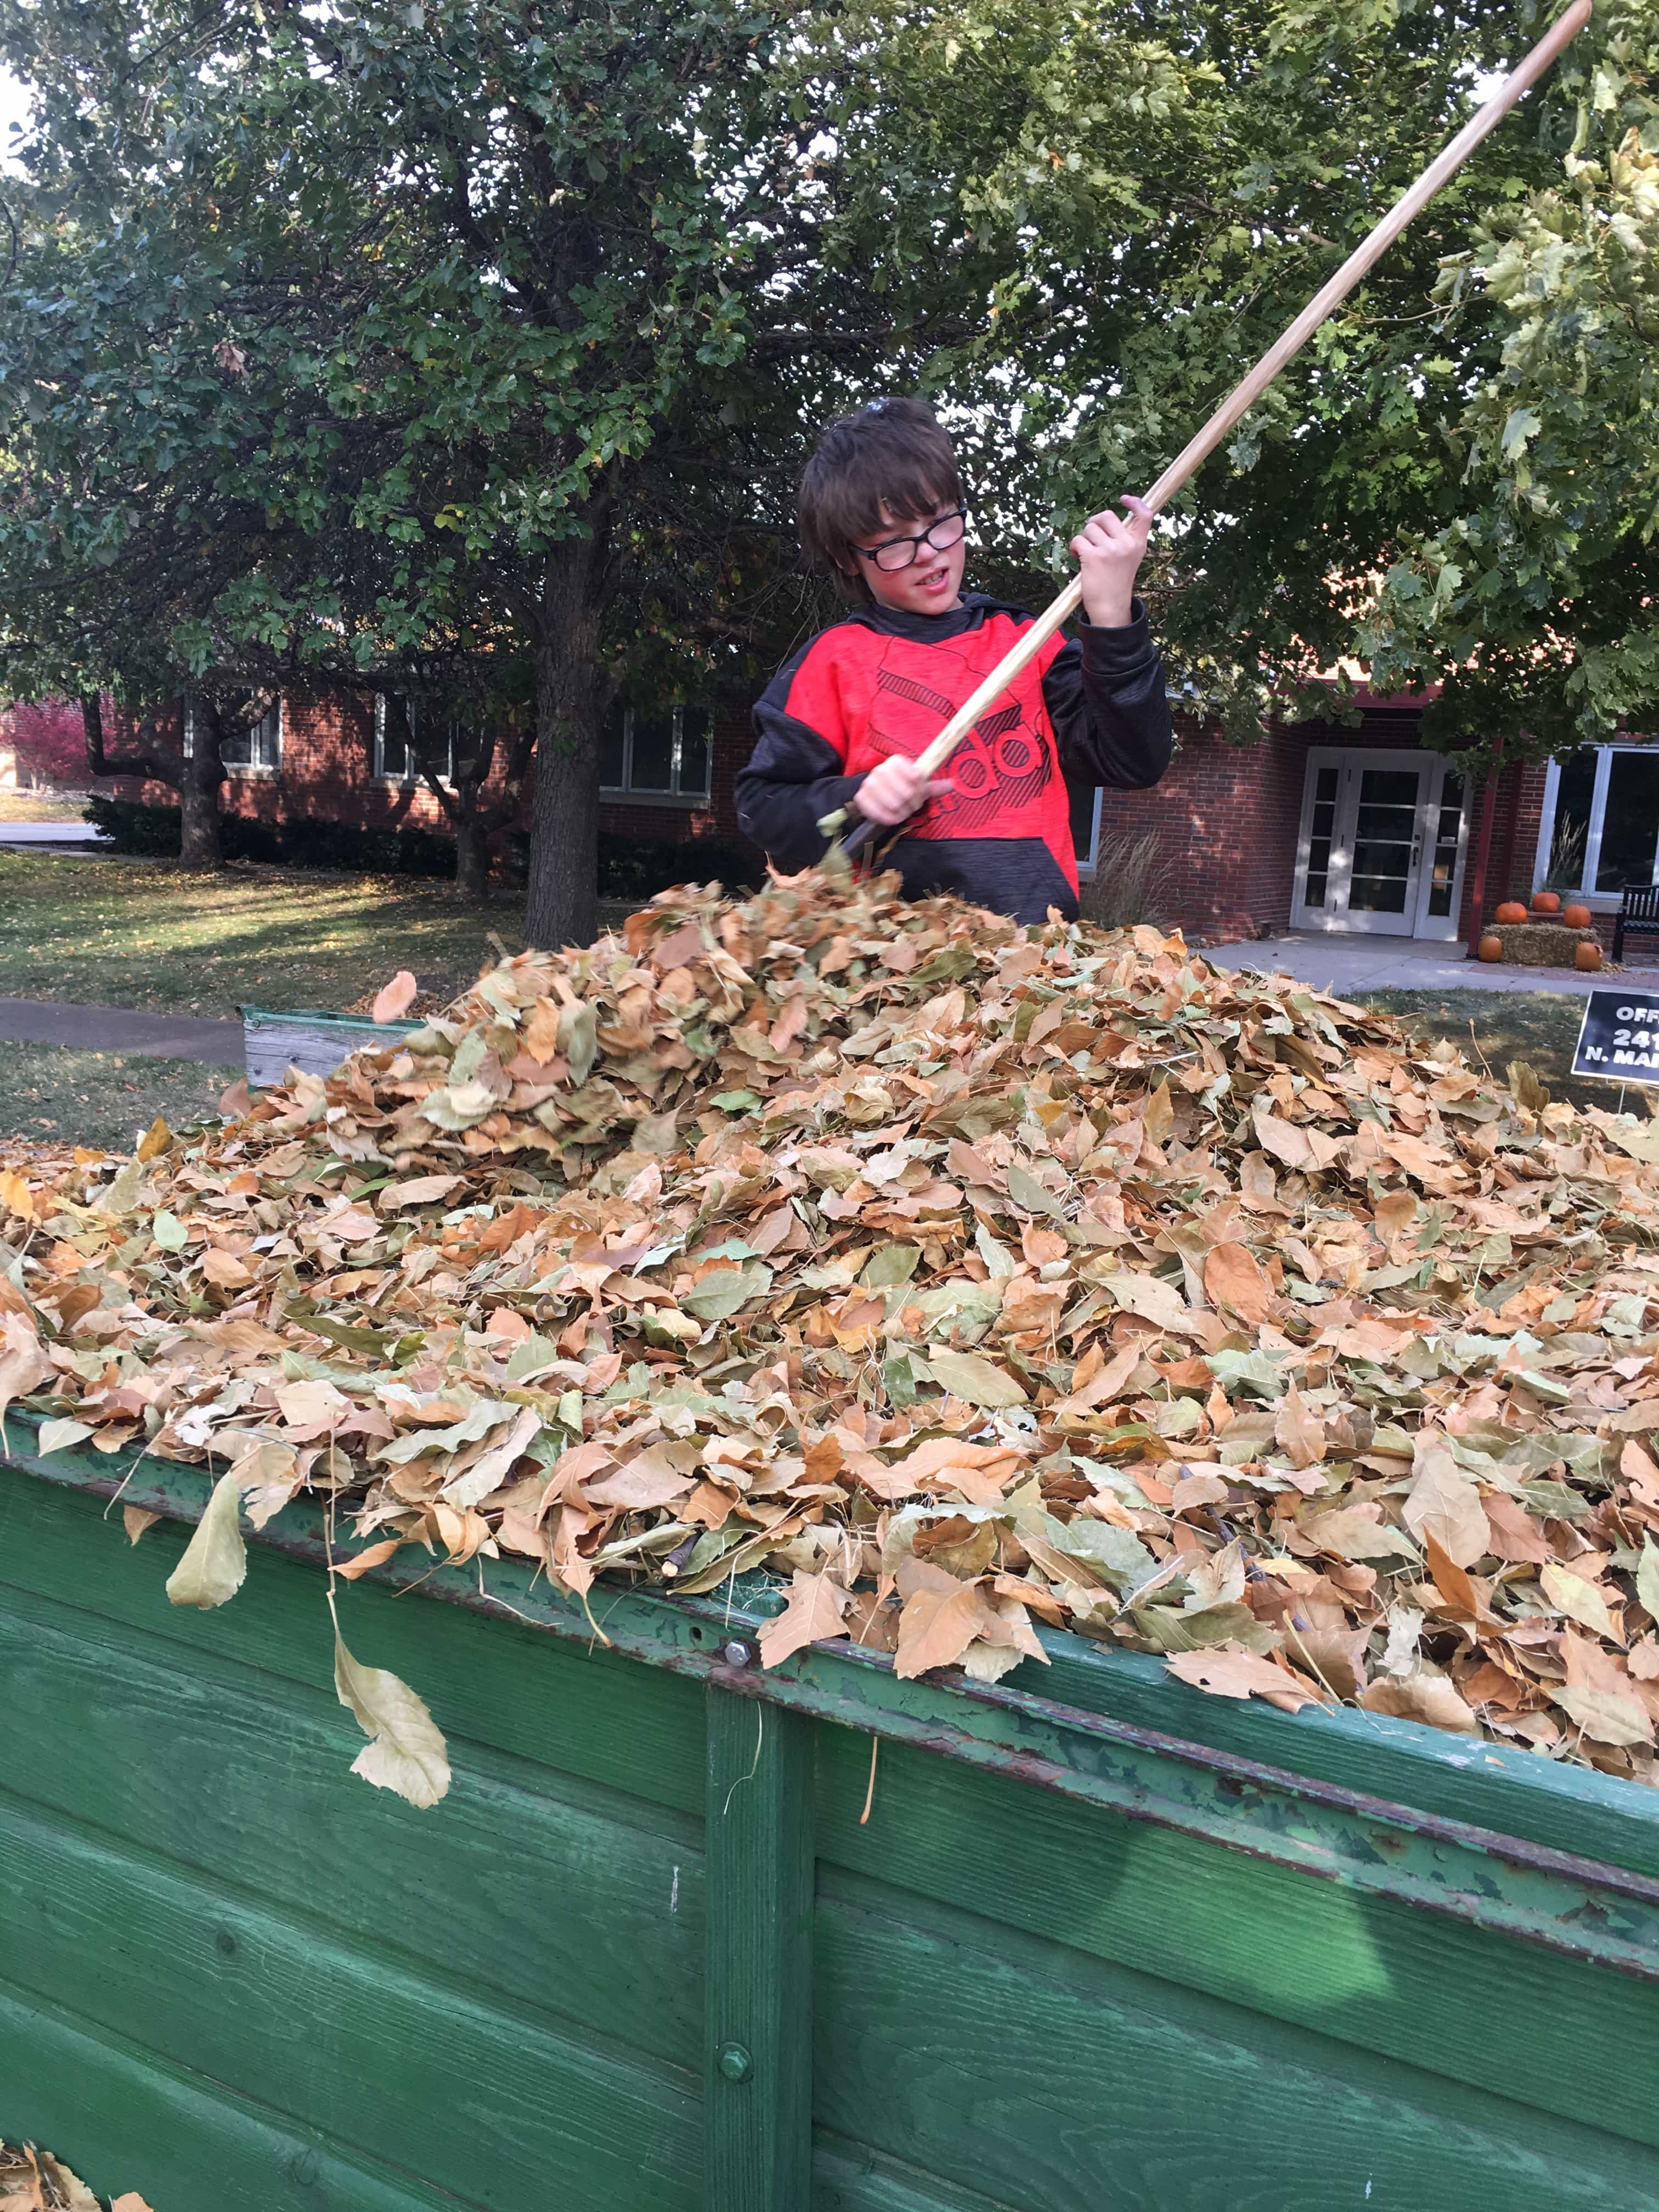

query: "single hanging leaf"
(165, 1473), (247, 1609)
(334, 1628), (451, 1807)
(123, 1504), (161, 1545)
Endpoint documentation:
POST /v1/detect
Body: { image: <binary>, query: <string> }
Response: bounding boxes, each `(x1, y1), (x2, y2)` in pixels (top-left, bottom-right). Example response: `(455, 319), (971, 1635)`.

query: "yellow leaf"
(136, 1115), (173, 1161)
(333, 1629), (450, 1807)
(1541, 1560), (1617, 1641)
(0, 1168), (36, 1221)
(165, 1473), (247, 1610)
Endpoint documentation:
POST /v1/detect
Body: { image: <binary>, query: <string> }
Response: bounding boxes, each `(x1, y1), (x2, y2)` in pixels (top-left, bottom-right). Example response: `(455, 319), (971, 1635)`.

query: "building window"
(1536, 745), (1659, 902)
(375, 696), (456, 785)
(184, 696), (281, 774)
(1069, 783), (1102, 875)
(601, 703), (712, 801)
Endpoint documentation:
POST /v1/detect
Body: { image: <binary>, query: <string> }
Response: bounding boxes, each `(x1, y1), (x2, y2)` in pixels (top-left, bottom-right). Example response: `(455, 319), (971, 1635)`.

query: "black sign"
(1571, 990), (1659, 1082)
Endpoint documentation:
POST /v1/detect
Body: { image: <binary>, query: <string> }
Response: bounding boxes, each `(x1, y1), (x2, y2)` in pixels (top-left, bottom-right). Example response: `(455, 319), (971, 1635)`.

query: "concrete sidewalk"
(0, 997), (242, 1064)
(0, 821), (110, 847)
(1202, 933), (1657, 999)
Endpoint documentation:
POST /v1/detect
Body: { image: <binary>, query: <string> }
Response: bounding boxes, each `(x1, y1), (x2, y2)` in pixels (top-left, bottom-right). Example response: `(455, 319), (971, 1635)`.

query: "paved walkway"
(0, 821), (109, 847)
(0, 997), (242, 1064)
(1203, 932), (1659, 998)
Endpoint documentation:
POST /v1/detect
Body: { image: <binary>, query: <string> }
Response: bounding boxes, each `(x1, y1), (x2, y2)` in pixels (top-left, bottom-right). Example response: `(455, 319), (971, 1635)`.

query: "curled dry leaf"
(1164, 1644), (1323, 1713)
(164, 1473), (246, 1610)
(333, 1628), (451, 1808)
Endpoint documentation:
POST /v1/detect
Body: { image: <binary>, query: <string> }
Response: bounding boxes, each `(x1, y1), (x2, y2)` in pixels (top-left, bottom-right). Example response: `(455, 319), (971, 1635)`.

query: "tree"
(851, 0), (1656, 771)
(0, 0), (997, 945)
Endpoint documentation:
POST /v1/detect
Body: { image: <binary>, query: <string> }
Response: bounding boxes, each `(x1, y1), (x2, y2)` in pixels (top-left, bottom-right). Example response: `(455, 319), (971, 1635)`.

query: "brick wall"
(0, 699), (88, 788)
(93, 681), (1561, 945)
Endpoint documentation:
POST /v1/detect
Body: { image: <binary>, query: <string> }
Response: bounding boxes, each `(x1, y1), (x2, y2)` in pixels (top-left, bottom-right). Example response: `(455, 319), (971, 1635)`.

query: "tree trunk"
(455, 816), (490, 901)
(179, 738), (224, 870)
(523, 533), (608, 950)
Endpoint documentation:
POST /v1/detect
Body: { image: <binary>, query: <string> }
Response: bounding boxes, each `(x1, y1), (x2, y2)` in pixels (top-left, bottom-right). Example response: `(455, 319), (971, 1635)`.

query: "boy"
(736, 396), (1172, 926)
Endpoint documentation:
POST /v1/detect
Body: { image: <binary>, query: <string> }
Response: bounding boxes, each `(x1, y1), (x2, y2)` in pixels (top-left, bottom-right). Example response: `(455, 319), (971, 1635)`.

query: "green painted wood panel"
(812, 1879), (1659, 2212)
(0, 1470), (707, 1816)
(0, 1978), (461, 2212)
(11, 1454), (1659, 2210)
(0, 1592), (706, 2070)
(0, 1788), (700, 2211)
(705, 1684), (815, 2211)
(815, 1724), (1659, 2150)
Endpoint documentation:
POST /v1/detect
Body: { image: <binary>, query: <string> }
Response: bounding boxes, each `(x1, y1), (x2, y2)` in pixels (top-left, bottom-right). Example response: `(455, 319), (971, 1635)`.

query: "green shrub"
(83, 797), (454, 876)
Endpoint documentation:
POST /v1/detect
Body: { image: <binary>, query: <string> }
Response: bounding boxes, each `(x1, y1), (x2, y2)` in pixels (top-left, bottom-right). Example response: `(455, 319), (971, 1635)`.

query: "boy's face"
(847, 499), (967, 617)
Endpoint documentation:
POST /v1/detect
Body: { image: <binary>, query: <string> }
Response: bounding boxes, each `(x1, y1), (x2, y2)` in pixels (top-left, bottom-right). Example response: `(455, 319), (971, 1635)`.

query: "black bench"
(1614, 884), (1659, 964)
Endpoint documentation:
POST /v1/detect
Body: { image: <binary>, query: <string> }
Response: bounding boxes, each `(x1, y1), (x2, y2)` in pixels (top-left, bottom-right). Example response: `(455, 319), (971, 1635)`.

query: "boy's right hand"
(856, 754), (953, 827)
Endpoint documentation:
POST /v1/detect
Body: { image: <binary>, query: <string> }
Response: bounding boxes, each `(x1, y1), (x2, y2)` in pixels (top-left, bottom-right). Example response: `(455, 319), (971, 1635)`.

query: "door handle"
(1412, 843), (1421, 868)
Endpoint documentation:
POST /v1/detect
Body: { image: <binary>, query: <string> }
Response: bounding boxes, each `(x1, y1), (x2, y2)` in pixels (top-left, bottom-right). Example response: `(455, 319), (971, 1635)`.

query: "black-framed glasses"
(851, 507), (968, 574)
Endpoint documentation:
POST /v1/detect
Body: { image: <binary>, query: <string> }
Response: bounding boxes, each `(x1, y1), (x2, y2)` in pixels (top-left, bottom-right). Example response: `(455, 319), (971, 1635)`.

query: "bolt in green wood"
(703, 1685), (814, 2211)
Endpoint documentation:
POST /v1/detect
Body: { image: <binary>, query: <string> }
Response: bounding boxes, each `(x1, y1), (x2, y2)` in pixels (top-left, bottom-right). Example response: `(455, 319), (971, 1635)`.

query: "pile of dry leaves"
(0, 2141), (151, 2212)
(8, 865), (1659, 1804)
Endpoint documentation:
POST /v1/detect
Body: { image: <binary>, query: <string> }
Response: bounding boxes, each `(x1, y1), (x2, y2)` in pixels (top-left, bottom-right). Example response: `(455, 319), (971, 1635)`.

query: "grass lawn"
(0, 1041), (240, 1150)
(0, 791), (95, 821)
(1361, 988), (1637, 1115)
(0, 850), (520, 1017)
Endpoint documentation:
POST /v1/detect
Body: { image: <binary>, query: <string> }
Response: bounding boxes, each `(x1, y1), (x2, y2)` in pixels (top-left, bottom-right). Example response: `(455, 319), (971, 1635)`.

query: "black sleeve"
(1042, 597), (1172, 790)
(734, 671), (866, 873)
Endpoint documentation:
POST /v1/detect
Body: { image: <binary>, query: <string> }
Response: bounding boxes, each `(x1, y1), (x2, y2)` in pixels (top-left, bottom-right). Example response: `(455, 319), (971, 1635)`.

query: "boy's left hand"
(1071, 496), (1152, 628)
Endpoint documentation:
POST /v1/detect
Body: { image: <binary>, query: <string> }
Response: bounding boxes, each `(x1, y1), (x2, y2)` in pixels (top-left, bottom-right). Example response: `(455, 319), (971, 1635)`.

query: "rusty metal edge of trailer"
(9, 1419), (1659, 1991)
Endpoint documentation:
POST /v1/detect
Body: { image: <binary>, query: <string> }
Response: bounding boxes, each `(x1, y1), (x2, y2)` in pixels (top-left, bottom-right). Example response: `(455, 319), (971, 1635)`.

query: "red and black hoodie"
(736, 591), (1172, 924)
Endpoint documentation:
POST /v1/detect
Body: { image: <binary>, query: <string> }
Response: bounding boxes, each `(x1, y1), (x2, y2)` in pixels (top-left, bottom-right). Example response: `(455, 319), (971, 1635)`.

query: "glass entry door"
(1291, 749), (1467, 938)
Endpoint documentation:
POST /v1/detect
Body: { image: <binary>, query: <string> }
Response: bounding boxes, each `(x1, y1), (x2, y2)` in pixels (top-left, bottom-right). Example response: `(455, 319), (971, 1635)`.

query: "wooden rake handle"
(823, 0), (1593, 860)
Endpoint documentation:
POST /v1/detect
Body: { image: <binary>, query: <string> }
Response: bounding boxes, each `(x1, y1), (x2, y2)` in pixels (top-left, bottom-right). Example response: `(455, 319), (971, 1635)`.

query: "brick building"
(79, 680), (1655, 952)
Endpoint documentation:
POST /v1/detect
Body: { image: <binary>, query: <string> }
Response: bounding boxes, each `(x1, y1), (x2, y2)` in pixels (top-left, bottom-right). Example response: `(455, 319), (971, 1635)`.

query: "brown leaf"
(122, 1505), (161, 1546)
(1361, 1670), (1479, 1735)
(1164, 1644), (1323, 1712)
(1203, 1242), (1274, 1324)
(1402, 1446), (1487, 1570)
(372, 969), (420, 1024)
(758, 1570), (851, 1668)
(894, 1579), (997, 1679)
(335, 1538), (403, 1582)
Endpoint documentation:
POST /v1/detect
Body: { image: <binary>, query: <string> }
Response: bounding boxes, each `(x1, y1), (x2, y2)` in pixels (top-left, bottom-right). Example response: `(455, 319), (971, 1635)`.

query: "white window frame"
(601, 703), (712, 804)
(1532, 743), (1659, 910)
(375, 695), (454, 787)
(1074, 788), (1103, 878)
(183, 697), (282, 777)
(1289, 746), (1468, 940)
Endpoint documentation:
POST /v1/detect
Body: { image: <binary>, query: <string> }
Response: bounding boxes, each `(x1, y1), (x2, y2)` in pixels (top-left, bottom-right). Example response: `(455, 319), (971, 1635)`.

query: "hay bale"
(1489, 921), (1598, 968)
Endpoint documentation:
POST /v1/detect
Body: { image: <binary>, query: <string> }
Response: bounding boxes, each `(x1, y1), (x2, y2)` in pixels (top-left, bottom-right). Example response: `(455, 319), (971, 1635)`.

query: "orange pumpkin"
(1562, 902), (1592, 929)
(1576, 938), (1603, 972)
(1531, 889), (1561, 915)
(1478, 933), (1504, 963)
(1494, 901), (1528, 925)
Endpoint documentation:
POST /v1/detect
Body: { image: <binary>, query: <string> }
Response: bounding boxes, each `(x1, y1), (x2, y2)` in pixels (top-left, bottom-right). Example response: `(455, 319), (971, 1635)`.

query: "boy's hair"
(799, 397), (964, 603)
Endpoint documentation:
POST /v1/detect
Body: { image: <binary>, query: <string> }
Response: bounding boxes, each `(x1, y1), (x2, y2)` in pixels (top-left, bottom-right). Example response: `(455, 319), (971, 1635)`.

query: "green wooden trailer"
(4, 1415), (1659, 2212)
